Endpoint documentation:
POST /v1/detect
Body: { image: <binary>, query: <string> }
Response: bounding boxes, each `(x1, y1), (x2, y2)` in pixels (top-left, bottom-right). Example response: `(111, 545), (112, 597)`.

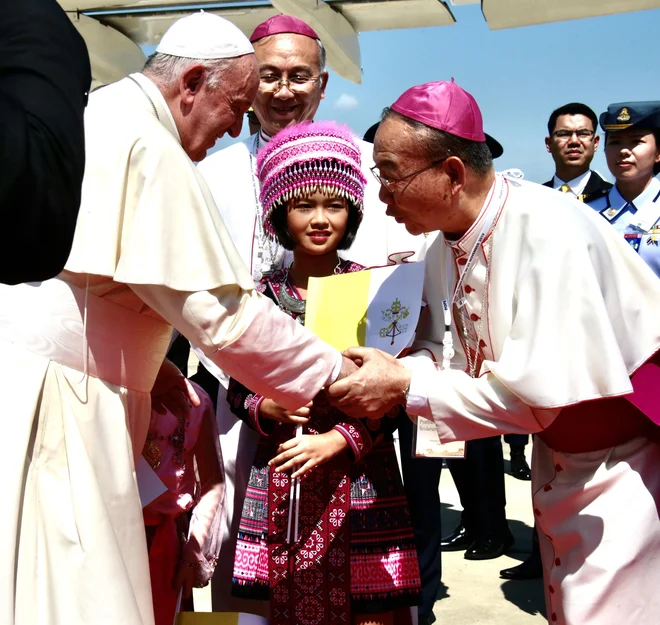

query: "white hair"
(316, 39), (327, 72)
(143, 52), (234, 89)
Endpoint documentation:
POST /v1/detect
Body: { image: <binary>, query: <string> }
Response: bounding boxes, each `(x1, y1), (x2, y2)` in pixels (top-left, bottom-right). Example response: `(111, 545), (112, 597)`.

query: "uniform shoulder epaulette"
(580, 188), (609, 204)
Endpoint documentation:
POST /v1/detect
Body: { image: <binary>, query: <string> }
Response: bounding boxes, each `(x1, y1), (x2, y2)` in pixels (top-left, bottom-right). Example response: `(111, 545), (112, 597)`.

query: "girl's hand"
(259, 398), (311, 425)
(269, 430), (348, 478)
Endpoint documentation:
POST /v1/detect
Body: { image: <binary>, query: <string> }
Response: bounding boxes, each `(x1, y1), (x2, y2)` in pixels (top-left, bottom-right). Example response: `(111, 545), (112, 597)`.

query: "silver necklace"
(128, 76), (159, 120)
(278, 260), (344, 322)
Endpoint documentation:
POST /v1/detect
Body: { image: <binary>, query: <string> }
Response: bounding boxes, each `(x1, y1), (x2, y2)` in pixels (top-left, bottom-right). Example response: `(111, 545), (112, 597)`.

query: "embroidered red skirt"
(233, 423), (421, 624)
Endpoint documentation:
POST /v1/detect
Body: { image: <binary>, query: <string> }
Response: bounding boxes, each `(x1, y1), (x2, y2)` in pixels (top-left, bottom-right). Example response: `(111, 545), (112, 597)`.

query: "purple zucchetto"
(250, 15), (320, 43)
(391, 80), (486, 143)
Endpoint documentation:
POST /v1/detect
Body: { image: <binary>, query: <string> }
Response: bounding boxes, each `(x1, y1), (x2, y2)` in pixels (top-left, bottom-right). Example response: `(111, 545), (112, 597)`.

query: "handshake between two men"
(330, 346), (413, 419)
(151, 346), (415, 481)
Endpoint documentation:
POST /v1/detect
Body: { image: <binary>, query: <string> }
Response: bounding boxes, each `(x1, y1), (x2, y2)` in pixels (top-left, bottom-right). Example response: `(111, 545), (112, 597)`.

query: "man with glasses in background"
(543, 102), (612, 201)
(196, 14), (424, 613)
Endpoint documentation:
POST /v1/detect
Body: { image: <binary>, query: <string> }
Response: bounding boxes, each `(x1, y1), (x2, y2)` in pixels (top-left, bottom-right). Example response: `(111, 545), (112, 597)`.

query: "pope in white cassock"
(328, 81), (660, 625)
(0, 13), (354, 625)
(195, 14), (425, 610)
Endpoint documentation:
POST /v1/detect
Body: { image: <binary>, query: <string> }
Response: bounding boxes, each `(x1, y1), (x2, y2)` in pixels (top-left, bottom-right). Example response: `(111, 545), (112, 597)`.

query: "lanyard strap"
(441, 175), (506, 369)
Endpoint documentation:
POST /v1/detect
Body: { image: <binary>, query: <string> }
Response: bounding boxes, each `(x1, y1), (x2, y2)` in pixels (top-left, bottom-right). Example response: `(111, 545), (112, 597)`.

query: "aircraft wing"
(60, 0), (456, 85)
(452, 0), (660, 30)
(59, 0), (660, 87)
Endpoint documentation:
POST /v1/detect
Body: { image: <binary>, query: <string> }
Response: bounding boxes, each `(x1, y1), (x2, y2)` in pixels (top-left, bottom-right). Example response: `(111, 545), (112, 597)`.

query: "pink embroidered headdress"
(257, 121), (367, 239)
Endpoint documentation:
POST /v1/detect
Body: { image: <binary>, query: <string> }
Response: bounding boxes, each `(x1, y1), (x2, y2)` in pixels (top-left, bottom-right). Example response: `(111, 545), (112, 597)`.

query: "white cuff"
(326, 351), (344, 385)
(400, 355), (435, 418)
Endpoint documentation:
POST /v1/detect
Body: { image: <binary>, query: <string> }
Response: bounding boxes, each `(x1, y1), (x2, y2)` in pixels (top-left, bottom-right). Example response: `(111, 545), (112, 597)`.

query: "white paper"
(136, 455), (168, 507)
(412, 416), (466, 459)
(364, 262), (425, 357)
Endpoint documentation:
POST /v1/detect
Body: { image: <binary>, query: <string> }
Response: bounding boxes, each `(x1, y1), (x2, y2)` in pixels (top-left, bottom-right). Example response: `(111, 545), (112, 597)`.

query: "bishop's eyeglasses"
(370, 156), (450, 193)
(259, 74), (322, 93)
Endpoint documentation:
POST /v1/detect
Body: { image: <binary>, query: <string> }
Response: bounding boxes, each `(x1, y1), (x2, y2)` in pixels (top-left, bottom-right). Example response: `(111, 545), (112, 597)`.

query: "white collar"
(129, 73), (181, 143)
(446, 174), (505, 254)
(552, 170), (592, 196)
(611, 177), (660, 231)
(250, 130), (271, 155)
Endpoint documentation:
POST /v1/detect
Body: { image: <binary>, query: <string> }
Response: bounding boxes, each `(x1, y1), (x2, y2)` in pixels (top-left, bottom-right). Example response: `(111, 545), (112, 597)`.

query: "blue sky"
(199, 4), (660, 182)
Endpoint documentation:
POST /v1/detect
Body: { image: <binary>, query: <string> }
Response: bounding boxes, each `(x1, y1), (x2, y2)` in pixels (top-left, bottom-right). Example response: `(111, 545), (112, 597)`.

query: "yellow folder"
(305, 270), (371, 350)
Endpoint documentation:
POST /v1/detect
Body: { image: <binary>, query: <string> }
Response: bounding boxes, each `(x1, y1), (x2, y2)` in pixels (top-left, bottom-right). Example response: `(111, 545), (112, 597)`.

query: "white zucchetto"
(156, 11), (254, 60)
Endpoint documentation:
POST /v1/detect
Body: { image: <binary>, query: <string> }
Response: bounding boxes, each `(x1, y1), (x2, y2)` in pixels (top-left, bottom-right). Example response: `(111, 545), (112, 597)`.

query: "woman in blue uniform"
(587, 102), (660, 276)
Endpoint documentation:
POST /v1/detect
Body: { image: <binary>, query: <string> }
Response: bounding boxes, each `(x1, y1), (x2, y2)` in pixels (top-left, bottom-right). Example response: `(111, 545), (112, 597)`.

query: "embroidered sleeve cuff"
(244, 394), (270, 435)
(333, 420), (373, 462)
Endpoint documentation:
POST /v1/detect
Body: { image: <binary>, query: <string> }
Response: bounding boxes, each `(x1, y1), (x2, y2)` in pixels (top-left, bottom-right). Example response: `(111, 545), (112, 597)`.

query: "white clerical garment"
(197, 129), (426, 610)
(0, 73), (341, 625)
(403, 174), (660, 625)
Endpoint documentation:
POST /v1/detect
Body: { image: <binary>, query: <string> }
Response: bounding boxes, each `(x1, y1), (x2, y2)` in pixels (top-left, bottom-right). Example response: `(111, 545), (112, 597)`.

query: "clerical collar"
(259, 130), (271, 144)
(552, 170), (591, 196)
(611, 177), (660, 231)
(445, 174), (507, 254)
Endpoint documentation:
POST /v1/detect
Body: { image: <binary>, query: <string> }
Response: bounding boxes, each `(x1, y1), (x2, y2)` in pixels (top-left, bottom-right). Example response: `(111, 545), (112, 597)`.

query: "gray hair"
(143, 52), (234, 89)
(381, 107), (493, 176)
(316, 39), (327, 72)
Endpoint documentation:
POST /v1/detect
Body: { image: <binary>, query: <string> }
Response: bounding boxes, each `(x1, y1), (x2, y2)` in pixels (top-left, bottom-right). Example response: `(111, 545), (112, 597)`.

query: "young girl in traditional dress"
(226, 122), (421, 625)
(142, 381), (224, 625)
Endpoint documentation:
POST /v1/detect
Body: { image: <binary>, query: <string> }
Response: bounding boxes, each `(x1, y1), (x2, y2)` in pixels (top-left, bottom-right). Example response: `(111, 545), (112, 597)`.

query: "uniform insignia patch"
(617, 107), (631, 123)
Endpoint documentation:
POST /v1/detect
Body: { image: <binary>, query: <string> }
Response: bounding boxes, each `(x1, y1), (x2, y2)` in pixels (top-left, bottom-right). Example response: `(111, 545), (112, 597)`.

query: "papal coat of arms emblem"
(379, 298), (410, 345)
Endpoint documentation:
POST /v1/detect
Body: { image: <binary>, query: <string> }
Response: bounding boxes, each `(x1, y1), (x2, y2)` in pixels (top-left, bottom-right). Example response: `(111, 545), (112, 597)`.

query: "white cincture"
(72, 273), (91, 384)
(286, 424), (304, 543)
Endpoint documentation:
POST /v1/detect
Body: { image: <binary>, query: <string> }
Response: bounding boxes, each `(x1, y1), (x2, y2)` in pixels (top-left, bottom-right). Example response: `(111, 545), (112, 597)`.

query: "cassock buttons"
(554, 558), (561, 566)
(549, 585), (555, 594)
(551, 613), (557, 622)
(457, 257), (467, 266)
(470, 313), (480, 322)
(534, 508), (541, 517)
(555, 464), (563, 472)
(479, 339), (487, 348)
(464, 285), (474, 293)
(543, 484), (552, 492)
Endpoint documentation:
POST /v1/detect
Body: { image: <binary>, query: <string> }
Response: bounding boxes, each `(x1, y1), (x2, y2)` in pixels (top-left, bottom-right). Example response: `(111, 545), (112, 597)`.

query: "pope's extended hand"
(151, 358), (201, 418)
(326, 347), (412, 419)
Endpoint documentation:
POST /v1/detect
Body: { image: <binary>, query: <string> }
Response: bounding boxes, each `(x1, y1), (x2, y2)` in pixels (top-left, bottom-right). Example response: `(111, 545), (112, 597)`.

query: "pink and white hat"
(257, 121), (367, 239)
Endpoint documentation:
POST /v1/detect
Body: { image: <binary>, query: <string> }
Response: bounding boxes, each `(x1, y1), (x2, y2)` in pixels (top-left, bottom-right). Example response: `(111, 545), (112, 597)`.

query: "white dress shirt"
(552, 170), (592, 197)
